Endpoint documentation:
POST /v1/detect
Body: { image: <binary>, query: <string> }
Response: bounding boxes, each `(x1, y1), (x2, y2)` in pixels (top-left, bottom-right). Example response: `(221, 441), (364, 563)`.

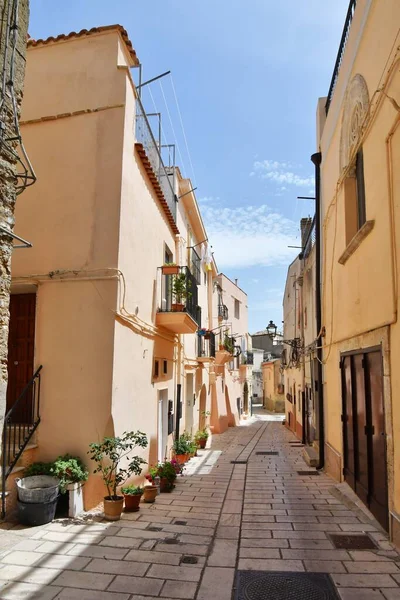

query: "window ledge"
(338, 220), (375, 265)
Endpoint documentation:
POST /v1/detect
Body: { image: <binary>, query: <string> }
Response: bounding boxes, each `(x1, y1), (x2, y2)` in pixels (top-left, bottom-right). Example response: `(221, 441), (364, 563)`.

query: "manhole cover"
(163, 538), (179, 545)
(256, 451), (278, 456)
(175, 520), (187, 526)
(181, 555), (198, 564)
(231, 460), (247, 464)
(329, 534), (377, 550)
(297, 471), (319, 476)
(147, 526), (162, 532)
(235, 571), (340, 600)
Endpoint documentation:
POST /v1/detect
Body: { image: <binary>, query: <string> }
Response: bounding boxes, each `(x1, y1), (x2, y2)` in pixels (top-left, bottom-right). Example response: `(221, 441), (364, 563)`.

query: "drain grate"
(181, 555), (198, 565)
(256, 451), (279, 456)
(175, 520), (187, 526)
(147, 526), (162, 532)
(329, 533), (377, 550)
(163, 538), (179, 545)
(235, 571), (340, 600)
(231, 460), (247, 464)
(297, 471), (319, 476)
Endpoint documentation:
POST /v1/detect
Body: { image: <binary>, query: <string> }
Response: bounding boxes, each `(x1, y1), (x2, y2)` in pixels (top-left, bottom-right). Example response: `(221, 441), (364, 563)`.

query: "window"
(344, 148), (366, 245)
(163, 360), (168, 374)
(154, 360), (159, 378)
(234, 299), (240, 319)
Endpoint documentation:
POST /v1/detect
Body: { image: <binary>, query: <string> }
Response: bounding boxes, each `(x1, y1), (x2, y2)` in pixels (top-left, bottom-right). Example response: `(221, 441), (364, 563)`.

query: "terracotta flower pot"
(103, 496), (124, 521)
(160, 478), (174, 493)
(143, 485), (158, 503)
(162, 265), (179, 275)
(123, 494), (142, 512)
(198, 438), (207, 449)
(175, 454), (187, 465)
(171, 303), (185, 312)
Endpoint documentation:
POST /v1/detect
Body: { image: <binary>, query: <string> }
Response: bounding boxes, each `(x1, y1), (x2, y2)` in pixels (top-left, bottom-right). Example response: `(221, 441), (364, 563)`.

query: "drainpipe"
(311, 152), (324, 470)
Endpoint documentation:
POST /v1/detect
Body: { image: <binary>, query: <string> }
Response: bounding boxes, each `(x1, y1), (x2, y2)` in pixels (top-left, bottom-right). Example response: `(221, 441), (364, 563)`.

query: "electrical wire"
(170, 75), (197, 187)
(159, 80), (188, 177)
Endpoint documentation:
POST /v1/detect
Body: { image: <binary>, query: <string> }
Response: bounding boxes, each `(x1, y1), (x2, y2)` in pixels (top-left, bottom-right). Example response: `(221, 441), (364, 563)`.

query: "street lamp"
(266, 320), (277, 340)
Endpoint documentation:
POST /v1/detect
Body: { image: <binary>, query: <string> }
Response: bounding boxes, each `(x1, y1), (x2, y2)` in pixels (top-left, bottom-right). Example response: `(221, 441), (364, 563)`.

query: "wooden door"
(342, 355), (356, 490)
(6, 294), (36, 423)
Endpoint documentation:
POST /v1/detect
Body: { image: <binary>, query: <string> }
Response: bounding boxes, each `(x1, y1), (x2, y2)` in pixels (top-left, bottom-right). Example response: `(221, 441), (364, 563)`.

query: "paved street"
(0, 408), (399, 599)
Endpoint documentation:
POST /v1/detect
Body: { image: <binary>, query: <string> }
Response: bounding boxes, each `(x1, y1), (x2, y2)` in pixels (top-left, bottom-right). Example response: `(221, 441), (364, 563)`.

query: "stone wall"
(0, 0), (30, 435)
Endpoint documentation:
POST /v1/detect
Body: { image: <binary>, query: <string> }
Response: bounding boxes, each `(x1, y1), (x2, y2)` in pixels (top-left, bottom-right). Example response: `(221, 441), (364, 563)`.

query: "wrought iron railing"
(326, 0), (357, 114)
(1, 365), (42, 518)
(303, 215), (316, 259)
(197, 331), (216, 359)
(159, 266), (201, 325)
(190, 247), (201, 285)
(242, 351), (254, 365)
(135, 94), (177, 221)
(218, 304), (228, 320)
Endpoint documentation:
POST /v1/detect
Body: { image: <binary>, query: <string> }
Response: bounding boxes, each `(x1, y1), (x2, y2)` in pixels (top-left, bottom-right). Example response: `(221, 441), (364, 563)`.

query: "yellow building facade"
(317, 0), (400, 542)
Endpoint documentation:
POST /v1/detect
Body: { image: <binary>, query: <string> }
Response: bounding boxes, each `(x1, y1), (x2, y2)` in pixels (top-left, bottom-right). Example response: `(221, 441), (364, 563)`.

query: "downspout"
(311, 152), (324, 470)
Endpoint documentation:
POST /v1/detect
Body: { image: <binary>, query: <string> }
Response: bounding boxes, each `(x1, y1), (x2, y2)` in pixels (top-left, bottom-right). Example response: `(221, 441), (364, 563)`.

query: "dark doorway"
(341, 347), (388, 530)
(6, 294), (36, 423)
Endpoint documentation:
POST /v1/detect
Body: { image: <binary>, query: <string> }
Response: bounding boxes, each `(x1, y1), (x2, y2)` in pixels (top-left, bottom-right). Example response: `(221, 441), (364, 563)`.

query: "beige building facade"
(261, 359), (284, 413)
(3, 26), (248, 512)
(315, 0), (400, 542)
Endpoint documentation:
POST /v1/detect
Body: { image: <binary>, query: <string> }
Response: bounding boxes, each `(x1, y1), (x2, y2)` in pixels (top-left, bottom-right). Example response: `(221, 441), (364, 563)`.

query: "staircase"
(1, 365), (42, 518)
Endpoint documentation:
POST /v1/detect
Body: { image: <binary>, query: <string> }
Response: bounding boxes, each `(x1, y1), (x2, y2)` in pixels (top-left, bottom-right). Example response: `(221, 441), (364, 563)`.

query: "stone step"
(303, 445), (319, 467)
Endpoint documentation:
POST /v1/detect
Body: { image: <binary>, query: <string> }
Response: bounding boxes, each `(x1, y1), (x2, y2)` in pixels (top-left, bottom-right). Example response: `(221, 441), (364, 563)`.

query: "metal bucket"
(15, 476), (60, 504)
(17, 496), (59, 526)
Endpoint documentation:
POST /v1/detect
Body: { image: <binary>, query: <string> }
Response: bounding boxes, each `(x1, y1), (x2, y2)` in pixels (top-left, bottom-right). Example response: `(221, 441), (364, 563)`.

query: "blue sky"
(29, 0), (349, 333)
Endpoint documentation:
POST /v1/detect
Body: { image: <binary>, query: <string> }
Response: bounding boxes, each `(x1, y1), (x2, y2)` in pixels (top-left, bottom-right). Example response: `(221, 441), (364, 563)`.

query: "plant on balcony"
(223, 334), (235, 354)
(171, 273), (192, 312)
(162, 262), (179, 276)
(88, 431), (148, 521)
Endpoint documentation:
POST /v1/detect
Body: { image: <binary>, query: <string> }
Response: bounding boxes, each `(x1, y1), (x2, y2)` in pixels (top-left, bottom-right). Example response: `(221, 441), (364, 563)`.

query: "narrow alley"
(0, 409), (398, 600)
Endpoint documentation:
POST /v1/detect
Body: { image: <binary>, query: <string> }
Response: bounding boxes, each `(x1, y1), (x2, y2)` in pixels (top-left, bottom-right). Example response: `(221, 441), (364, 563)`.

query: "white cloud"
(201, 203), (298, 269)
(252, 159), (315, 189)
(198, 196), (218, 204)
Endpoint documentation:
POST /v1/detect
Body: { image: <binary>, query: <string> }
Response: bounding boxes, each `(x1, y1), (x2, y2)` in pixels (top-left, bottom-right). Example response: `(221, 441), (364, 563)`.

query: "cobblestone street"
(0, 409), (399, 599)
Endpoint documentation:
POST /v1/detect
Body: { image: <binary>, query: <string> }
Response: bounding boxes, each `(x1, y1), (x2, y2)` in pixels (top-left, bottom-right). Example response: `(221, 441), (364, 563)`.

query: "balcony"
(197, 331), (216, 363)
(156, 266), (201, 334)
(241, 351), (254, 366)
(218, 304), (229, 321)
(215, 335), (236, 366)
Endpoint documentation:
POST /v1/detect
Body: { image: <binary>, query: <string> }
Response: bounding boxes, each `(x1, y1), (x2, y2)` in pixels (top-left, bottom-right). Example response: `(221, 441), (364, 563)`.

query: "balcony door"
(161, 245), (174, 311)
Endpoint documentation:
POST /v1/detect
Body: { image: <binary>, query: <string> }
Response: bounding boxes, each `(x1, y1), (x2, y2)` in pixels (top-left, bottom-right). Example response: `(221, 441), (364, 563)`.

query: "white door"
(158, 390), (169, 462)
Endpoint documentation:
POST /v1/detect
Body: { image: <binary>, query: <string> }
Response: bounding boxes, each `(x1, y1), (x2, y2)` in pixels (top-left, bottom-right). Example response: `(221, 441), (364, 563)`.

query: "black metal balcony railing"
(2, 365), (42, 518)
(303, 215), (316, 259)
(218, 304), (229, 320)
(159, 266), (201, 325)
(242, 351), (254, 365)
(135, 94), (177, 220)
(326, 0), (357, 114)
(197, 331), (216, 359)
(190, 247), (201, 285)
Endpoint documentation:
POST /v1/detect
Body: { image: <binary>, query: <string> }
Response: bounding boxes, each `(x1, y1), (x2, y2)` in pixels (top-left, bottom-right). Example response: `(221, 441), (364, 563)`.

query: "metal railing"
(326, 0), (357, 114)
(303, 215), (316, 259)
(242, 351), (254, 365)
(218, 304), (229, 320)
(135, 94), (177, 221)
(197, 331), (216, 359)
(1, 365), (42, 518)
(190, 247), (201, 285)
(159, 266), (201, 325)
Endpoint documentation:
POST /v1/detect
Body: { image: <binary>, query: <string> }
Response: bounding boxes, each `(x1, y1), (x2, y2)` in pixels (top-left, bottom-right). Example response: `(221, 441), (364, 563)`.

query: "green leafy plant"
(172, 273), (192, 304)
(51, 455), (89, 493)
(173, 436), (191, 455)
(195, 429), (209, 442)
(24, 462), (54, 478)
(149, 461), (178, 482)
(164, 262), (177, 266)
(121, 485), (143, 496)
(88, 431), (148, 501)
(223, 334), (234, 353)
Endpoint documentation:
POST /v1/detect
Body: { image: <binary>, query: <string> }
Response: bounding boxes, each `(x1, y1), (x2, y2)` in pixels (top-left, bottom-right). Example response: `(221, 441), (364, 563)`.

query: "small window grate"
(231, 460), (247, 464)
(256, 451), (279, 456)
(329, 533), (377, 550)
(175, 520), (187, 526)
(181, 555), (198, 565)
(297, 471), (319, 476)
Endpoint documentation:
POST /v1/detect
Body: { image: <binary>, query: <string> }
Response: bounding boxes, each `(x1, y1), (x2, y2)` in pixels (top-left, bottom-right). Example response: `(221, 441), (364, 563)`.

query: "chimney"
(300, 218), (312, 248)
(235, 278), (238, 286)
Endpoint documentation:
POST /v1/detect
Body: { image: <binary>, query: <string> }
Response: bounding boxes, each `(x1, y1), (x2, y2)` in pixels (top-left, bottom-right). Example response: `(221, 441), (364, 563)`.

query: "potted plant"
(223, 334), (234, 354)
(88, 431), (148, 521)
(121, 485), (143, 512)
(204, 330), (211, 340)
(198, 328), (207, 336)
(51, 454), (89, 518)
(195, 429), (209, 449)
(143, 482), (158, 503)
(148, 462), (177, 493)
(162, 262), (179, 276)
(171, 273), (191, 312)
(173, 436), (191, 464)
